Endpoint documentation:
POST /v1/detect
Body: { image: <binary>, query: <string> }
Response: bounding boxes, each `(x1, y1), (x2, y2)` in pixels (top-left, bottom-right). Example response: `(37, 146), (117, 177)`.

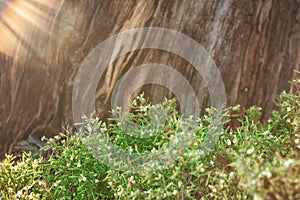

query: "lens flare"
(0, 0), (67, 59)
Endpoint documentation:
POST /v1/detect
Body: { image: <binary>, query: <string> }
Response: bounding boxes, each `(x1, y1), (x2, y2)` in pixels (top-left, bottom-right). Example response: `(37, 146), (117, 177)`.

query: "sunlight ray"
(0, 0), (60, 59)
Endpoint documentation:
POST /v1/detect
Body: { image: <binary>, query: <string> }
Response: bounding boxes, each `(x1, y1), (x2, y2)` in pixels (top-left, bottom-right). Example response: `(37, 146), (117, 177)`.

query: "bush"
(0, 75), (299, 199)
(0, 154), (46, 199)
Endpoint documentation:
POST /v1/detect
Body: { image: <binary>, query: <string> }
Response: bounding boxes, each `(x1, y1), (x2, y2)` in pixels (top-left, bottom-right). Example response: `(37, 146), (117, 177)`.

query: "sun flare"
(0, 0), (60, 58)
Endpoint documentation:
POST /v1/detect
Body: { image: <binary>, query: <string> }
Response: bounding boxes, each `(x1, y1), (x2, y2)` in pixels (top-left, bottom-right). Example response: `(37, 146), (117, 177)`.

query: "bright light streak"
(0, 0), (63, 59)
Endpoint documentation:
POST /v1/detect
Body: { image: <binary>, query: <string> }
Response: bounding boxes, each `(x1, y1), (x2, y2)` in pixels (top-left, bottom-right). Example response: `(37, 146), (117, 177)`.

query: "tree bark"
(0, 0), (299, 158)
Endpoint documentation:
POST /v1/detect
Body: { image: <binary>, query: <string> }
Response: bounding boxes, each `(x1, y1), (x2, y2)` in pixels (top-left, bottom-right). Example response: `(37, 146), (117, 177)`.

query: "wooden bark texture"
(0, 0), (299, 158)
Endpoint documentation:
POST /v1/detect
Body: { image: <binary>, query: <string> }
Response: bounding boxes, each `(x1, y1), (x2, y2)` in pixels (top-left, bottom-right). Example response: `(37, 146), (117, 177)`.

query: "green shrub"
(230, 73), (300, 199)
(41, 131), (112, 199)
(0, 75), (299, 199)
(0, 132), (112, 199)
(0, 154), (47, 199)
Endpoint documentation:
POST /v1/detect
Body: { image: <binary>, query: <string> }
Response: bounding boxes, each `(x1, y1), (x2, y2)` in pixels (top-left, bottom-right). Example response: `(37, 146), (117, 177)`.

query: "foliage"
(0, 131), (112, 200)
(0, 75), (299, 199)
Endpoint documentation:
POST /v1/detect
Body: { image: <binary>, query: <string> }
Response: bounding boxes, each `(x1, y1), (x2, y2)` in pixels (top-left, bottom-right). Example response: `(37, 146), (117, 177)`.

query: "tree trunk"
(0, 0), (299, 158)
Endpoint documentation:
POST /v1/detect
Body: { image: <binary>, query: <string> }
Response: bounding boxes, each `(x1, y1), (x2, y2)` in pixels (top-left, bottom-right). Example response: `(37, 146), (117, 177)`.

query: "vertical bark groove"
(0, 0), (299, 158)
